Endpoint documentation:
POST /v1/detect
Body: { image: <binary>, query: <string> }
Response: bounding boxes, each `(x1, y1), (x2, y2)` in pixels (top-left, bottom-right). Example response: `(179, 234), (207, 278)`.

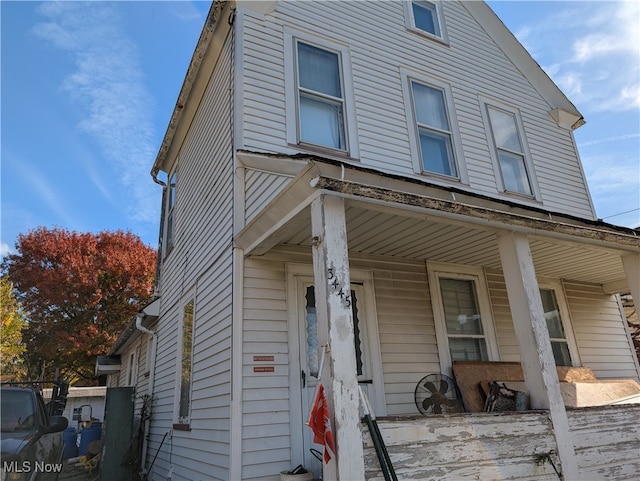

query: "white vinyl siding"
(564, 281), (640, 379)
(149, 29), (234, 481)
(239, 0), (595, 219)
(244, 169), (293, 224)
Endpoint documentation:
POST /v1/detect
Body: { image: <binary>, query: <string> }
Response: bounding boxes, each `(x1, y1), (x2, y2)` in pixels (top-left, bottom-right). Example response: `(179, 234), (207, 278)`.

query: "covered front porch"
(234, 155), (640, 480)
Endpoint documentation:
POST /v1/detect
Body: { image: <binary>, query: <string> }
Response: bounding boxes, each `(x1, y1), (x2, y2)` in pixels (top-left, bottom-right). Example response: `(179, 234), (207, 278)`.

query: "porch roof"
(234, 154), (640, 292)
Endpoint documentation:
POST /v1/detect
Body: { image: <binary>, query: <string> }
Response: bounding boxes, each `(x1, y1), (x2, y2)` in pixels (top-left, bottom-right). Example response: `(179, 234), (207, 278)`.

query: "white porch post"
(621, 253), (640, 307)
(497, 231), (580, 480)
(310, 194), (365, 481)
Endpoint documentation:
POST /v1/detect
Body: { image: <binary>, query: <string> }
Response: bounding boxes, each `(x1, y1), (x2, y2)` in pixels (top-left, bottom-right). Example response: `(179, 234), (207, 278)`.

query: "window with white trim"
(296, 41), (346, 151)
(440, 278), (488, 361)
(127, 349), (138, 387)
(165, 170), (177, 251)
(485, 104), (534, 196)
(539, 286), (578, 366)
(145, 335), (155, 374)
(405, 0), (448, 42)
(428, 263), (499, 373)
(285, 30), (359, 158)
(411, 1), (440, 36)
(178, 299), (195, 425)
(411, 81), (457, 177)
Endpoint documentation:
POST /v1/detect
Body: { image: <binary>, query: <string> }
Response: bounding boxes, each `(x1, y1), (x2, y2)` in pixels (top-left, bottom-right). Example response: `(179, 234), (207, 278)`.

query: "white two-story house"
(108, 1), (640, 480)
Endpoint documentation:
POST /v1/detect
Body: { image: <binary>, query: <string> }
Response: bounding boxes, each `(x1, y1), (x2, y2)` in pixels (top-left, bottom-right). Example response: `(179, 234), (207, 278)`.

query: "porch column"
(310, 194), (365, 481)
(621, 253), (640, 308)
(497, 231), (579, 480)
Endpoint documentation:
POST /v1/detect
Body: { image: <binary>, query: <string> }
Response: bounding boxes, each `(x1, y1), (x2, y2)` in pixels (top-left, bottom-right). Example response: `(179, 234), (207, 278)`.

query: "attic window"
(406, 0), (447, 42)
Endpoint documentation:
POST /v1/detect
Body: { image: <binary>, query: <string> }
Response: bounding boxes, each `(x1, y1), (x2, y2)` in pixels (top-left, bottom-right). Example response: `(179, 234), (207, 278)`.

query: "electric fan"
(414, 373), (463, 415)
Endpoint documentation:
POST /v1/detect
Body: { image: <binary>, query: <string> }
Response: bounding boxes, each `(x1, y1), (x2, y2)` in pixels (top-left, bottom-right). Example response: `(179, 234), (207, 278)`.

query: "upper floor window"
(165, 171), (177, 251)
(296, 41), (346, 151)
(405, 1), (448, 42)
(285, 30), (359, 158)
(411, 81), (457, 177)
(485, 104), (535, 196)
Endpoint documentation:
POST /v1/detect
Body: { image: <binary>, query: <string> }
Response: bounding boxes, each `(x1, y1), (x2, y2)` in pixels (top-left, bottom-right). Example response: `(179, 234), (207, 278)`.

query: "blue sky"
(2, 1), (639, 257)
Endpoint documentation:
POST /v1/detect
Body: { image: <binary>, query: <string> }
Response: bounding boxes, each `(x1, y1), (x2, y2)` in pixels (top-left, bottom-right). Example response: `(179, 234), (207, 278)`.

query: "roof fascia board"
(463, 2), (584, 125)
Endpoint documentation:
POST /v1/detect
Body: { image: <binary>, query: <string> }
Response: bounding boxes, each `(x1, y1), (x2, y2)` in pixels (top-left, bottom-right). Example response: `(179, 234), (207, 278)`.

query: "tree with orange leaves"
(1, 227), (156, 383)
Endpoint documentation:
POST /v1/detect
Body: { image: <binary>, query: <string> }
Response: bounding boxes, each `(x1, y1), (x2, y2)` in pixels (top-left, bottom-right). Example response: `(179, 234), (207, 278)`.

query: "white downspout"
(136, 313), (157, 478)
(136, 313), (156, 337)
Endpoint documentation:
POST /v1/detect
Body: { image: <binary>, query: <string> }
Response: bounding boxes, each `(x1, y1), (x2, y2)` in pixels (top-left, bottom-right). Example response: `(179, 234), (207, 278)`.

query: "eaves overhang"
(106, 297), (161, 357)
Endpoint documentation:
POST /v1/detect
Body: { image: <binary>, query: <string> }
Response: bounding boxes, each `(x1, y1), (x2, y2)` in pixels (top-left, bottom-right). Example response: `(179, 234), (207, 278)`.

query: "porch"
(234, 155), (640, 480)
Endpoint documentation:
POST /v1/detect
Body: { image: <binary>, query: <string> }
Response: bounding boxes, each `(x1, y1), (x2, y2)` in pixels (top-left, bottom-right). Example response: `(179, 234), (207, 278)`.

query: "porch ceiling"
(235, 157), (638, 292)
(267, 200), (629, 288)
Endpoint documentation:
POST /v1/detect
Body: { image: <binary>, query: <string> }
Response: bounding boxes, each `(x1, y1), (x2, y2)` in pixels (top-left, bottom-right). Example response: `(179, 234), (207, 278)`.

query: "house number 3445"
(327, 267), (351, 308)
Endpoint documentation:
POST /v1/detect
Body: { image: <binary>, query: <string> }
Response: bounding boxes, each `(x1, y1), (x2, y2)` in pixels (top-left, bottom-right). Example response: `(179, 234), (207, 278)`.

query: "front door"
(291, 271), (384, 476)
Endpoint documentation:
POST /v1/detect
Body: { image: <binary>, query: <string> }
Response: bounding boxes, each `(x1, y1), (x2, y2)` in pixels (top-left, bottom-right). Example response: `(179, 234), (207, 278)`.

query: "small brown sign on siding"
(253, 355), (274, 362)
(253, 366), (275, 373)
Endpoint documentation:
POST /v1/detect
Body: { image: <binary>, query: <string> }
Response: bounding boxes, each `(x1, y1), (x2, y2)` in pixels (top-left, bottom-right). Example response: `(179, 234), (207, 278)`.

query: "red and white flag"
(306, 383), (335, 463)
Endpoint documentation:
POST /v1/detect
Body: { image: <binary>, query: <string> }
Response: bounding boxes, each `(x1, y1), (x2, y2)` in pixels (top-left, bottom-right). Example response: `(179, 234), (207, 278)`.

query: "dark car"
(1, 386), (68, 481)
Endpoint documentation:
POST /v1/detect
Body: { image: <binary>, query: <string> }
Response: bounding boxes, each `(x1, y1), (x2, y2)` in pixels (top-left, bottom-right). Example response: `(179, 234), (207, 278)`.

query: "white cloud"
(577, 133), (640, 148)
(15, 160), (78, 228)
(513, 1), (640, 114)
(0, 243), (12, 258)
(32, 2), (159, 224)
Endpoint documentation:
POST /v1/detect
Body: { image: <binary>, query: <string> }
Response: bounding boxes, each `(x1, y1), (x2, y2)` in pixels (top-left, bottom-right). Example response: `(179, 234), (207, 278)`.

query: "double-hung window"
(285, 31), (358, 158)
(440, 278), (488, 362)
(411, 81), (457, 177)
(296, 41), (346, 151)
(428, 263), (499, 373)
(486, 105), (533, 196)
(539, 287), (576, 366)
